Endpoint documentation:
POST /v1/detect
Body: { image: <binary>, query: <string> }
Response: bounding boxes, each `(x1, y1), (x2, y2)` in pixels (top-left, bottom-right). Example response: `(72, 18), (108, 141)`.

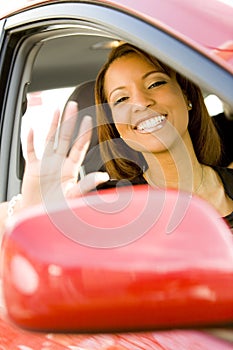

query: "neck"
(143, 132), (203, 193)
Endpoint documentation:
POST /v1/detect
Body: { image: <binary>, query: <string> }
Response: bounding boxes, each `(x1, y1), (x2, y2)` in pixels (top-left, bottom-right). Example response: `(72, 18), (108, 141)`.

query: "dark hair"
(96, 43), (222, 180)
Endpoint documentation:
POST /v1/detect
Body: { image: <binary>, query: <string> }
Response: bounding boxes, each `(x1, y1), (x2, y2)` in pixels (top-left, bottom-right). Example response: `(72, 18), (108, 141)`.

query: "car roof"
(0, 0), (232, 73)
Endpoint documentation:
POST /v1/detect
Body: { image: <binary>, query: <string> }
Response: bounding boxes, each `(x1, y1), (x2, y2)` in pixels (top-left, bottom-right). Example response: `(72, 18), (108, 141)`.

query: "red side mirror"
(1, 185), (233, 332)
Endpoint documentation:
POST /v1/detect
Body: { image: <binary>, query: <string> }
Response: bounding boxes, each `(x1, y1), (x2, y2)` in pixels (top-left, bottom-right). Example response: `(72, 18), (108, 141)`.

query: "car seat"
(62, 80), (106, 178)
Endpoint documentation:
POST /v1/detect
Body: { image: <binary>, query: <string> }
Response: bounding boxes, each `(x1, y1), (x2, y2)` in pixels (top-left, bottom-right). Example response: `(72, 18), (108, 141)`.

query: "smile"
(135, 115), (167, 133)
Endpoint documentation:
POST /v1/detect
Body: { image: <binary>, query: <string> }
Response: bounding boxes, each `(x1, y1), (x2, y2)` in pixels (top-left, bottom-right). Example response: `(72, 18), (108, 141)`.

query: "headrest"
(63, 80), (105, 174)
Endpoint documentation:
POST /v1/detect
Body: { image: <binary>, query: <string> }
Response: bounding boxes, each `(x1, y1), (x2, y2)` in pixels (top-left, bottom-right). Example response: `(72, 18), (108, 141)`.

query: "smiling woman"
(96, 43), (233, 227)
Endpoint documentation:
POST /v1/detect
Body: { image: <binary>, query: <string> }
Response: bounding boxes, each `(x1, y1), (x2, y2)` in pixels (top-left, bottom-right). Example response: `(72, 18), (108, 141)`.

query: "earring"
(188, 102), (192, 110)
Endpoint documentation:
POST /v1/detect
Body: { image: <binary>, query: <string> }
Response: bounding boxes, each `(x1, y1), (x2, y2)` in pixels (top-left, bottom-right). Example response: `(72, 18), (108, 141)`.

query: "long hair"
(95, 43), (222, 180)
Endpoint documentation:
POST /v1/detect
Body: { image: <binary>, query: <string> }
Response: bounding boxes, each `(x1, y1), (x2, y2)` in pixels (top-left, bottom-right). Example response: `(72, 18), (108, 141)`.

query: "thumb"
(66, 172), (110, 198)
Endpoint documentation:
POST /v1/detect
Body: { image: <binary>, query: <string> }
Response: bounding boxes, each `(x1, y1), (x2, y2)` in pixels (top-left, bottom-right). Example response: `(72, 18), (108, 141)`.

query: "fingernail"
(95, 172), (110, 182)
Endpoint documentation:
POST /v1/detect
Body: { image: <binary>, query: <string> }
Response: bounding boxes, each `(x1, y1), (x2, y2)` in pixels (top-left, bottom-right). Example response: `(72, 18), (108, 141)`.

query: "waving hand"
(21, 101), (109, 209)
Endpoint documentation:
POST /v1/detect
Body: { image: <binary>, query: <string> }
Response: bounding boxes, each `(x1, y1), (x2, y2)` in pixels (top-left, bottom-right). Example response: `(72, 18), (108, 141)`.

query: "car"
(0, 0), (233, 349)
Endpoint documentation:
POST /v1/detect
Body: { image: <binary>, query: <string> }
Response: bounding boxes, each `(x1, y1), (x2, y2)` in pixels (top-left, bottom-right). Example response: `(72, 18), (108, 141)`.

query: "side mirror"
(1, 185), (233, 332)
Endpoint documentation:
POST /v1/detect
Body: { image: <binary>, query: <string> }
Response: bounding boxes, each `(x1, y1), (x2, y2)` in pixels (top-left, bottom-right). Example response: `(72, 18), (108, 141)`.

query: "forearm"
(0, 198), (22, 246)
(0, 202), (9, 244)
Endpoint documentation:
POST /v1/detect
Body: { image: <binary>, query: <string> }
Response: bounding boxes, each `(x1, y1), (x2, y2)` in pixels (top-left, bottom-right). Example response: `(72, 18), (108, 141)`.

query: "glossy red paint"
(104, 0), (233, 64)
(0, 0), (233, 71)
(2, 186), (233, 332)
(1, 319), (233, 350)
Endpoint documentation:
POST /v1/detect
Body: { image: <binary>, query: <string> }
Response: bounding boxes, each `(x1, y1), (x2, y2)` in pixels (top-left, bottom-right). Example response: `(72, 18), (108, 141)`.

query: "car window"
(20, 31), (227, 177)
(21, 87), (75, 159)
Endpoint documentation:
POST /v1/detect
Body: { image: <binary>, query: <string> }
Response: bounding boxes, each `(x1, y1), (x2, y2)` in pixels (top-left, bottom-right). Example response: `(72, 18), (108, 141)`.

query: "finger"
(66, 172), (110, 198)
(26, 128), (37, 163)
(55, 101), (79, 156)
(68, 115), (92, 165)
(44, 109), (61, 155)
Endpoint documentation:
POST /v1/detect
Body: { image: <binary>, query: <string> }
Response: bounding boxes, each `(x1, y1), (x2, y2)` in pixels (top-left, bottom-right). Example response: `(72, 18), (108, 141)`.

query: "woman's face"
(104, 53), (190, 153)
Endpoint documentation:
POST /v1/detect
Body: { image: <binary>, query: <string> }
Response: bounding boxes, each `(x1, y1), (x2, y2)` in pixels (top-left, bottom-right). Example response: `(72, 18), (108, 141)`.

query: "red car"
(0, 0), (233, 349)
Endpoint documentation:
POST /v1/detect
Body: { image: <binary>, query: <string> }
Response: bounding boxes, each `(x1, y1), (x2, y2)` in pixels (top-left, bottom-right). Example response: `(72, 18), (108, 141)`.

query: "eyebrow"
(142, 70), (161, 79)
(108, 70), (162, 101)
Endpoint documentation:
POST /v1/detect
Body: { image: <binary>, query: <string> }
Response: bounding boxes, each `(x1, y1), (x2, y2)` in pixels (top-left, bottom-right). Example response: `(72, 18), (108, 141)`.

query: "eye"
(113, 96), (129, 106)
(148, 80), (167, 89)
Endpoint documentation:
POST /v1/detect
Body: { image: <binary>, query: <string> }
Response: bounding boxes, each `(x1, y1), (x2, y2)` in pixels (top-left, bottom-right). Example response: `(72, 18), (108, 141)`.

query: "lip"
(134, 113), (167, 133)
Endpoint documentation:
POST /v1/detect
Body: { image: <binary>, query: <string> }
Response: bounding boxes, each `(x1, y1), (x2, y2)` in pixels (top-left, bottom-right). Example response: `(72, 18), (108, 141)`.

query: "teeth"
(137, 115), (166, 130)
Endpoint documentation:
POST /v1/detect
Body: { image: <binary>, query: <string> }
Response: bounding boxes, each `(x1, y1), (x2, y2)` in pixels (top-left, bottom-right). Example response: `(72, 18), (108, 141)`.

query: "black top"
(212, 113), (233, 166)
(213, 166), (233, 229)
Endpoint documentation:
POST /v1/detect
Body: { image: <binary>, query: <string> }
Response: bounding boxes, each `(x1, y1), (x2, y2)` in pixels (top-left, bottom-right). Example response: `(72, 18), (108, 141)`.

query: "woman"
(0, 43), (232, 236)
(95, 43), (233, 228)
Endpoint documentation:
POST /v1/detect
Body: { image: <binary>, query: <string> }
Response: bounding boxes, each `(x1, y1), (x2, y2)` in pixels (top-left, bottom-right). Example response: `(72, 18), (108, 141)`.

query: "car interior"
(20, 33), (233, 187)
(19, 34), (118, 184)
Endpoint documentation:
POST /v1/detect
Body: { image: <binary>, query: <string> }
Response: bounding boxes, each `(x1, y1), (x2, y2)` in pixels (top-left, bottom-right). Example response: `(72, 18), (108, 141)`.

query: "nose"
(131, 88), (154, 112)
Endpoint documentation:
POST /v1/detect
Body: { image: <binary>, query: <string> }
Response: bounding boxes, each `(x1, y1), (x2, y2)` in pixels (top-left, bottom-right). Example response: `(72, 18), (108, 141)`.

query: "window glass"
(204, 94), (224, 117)
(21, 87), (75, 159)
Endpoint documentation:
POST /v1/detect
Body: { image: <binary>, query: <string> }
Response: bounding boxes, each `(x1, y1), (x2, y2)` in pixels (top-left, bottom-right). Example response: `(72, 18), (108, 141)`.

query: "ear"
(187, 101), (192, 110)
(183, 93), (192, 111)
(181, 88), (191, 110)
